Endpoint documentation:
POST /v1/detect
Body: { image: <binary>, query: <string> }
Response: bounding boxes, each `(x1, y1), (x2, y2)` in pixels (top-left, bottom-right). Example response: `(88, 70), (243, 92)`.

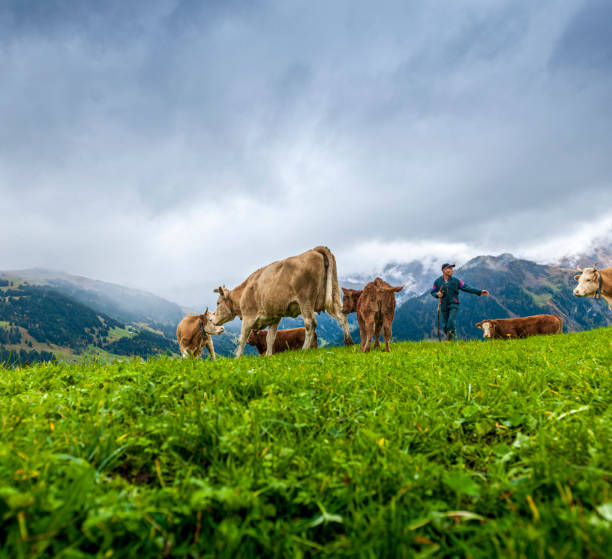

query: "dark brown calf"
(341, 287), (362, 314)
(343, 278), (403, 353)
(247, 327), (318, 355)
(476, 314), (563, 339)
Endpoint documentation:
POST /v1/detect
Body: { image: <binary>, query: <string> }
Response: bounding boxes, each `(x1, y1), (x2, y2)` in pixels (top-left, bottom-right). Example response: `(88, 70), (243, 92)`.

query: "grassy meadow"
(0, 329), (610, 558)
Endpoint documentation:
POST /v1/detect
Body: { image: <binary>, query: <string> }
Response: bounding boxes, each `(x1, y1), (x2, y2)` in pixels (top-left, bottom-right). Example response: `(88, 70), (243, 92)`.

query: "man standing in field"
(431, 263), (489, 341)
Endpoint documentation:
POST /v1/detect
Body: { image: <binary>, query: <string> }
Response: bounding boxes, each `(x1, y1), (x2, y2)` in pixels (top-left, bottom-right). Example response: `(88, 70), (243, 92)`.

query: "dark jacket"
(430, 276), (483, 307)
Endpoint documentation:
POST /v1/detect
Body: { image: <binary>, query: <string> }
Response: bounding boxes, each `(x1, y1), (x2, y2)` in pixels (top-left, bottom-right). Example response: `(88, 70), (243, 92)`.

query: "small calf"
(476, 314), (563, 339)
(247, 327), (317, 355)
(176, 309), (224, 360)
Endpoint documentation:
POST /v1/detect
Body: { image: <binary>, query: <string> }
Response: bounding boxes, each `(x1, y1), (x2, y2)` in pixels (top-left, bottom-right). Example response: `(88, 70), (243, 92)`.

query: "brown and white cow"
(343, 277), (403, 352)
(573, 263), (612, 310)
(247, 327), (318, 355)
(176, 309), (224, 360)
(213, 246), (353, 357)
(475, 314), (563, 339)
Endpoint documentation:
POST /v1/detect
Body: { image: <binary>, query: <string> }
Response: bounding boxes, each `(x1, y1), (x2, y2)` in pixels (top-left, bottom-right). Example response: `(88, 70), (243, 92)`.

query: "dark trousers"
(441, 305), (459, 336)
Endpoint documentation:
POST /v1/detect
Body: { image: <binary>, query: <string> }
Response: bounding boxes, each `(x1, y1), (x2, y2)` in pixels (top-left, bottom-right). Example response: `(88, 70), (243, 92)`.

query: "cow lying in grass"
(476, 314), (563, 339)
(247, 327), (317, 355)
(176, 309), (224, 360)
(342, 277), (403, 352)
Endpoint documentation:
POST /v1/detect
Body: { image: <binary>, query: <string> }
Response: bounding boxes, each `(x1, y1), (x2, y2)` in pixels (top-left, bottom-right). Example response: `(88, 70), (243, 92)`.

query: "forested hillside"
(0, 282), (178, 364)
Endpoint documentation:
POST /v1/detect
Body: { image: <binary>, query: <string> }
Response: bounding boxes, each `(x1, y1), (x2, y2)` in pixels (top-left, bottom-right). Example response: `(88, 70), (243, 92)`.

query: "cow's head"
(573, 263), (599, 298)
(247, 330), (266, 346)
(202, 308), (224, 335)
(213, 286), (236, 325)
(341, 288), (362, 314)
(476, 320), (495, 338)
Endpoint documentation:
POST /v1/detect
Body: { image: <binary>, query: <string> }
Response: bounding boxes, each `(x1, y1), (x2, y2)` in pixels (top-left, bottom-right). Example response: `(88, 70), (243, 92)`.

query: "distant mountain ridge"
(1, 268), (186, 327)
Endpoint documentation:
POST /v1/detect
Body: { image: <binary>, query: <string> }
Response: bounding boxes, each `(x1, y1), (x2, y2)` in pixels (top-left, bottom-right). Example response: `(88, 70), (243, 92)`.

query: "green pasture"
(0, 329), (610, 558)
(107, 326), (136, 342)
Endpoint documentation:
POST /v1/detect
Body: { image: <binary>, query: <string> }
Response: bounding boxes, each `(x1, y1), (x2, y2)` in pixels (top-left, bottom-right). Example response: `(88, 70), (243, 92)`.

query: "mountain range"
(1, 247), (610, 364)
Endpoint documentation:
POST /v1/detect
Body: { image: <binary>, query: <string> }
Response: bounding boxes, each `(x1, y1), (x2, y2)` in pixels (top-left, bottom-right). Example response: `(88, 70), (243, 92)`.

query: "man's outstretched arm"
(458, 280), (488, 296)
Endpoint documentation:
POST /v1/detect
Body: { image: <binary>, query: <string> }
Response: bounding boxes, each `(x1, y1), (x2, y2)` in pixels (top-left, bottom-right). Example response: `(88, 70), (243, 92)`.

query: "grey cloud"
(1, 1), (611, 303)
(549, 0), (612, 73)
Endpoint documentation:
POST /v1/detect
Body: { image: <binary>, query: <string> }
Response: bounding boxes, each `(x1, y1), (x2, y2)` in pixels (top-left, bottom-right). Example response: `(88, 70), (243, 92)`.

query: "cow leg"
(357, 313), (366, 351)
(373, 316), (382, 349)
(178, 339), (190, 359)
(327, 305), (354, 346)
(301, 304), (317, 350)
(382, 321), (392, 352)
(361, 316), (375, 353)
(266, 323), (279, 356)
(235, 319), (256, 358)
(205, 337), (216, 361)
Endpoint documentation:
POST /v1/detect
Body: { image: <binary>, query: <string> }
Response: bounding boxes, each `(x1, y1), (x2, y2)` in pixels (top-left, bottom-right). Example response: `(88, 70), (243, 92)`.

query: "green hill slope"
(1, 329), (609, 557)
(0, 282), (178, 364)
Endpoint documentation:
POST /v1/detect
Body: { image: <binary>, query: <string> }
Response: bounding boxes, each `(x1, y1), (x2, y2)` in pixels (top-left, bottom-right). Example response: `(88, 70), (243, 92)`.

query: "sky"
(1, 0), (611, 307)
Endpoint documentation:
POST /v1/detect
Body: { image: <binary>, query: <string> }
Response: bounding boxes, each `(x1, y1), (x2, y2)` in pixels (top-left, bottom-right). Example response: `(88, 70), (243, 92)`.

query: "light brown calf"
(176, 309), (224, 360)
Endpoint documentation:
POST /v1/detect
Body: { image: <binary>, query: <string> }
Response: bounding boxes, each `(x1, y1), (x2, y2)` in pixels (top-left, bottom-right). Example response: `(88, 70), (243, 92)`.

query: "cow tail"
(314, 246), (334, 311)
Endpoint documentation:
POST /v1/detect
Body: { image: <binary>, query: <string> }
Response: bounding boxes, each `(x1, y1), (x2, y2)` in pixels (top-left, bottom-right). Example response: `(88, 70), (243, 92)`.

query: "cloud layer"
(1, 0), (611, 306)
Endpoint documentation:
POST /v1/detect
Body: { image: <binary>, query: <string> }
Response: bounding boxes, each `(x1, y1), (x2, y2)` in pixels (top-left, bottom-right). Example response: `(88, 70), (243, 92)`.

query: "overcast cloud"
(1, 0), (611, 307)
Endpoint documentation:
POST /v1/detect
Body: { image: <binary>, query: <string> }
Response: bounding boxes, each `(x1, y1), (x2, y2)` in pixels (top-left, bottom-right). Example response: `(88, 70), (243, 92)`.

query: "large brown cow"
(176, 309), (224, 360)
(573, 263), (612, 310)
(247, 327), (318, 355)
(213, 246), (353, 357)
(342, 277), (403, 352)
(475, 314), (563, 339)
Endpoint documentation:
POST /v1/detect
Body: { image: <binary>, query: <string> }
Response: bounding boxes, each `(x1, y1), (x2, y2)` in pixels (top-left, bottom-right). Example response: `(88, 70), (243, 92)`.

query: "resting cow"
(247, 327), (318, 355)
(573, 263), (612, 310)
(176, 309), (224, 360)
(342, 277), (403, 352)
(476, 314), (563, 339)
(213, 246), (353, 357)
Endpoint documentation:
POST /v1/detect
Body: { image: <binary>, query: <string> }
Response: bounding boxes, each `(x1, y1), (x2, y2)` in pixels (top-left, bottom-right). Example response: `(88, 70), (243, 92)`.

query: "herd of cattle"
(176, 247), (611, 360)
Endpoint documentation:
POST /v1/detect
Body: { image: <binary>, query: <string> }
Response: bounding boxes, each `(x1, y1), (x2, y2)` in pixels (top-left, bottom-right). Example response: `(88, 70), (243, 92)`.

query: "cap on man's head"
(441, 263), (456, 271)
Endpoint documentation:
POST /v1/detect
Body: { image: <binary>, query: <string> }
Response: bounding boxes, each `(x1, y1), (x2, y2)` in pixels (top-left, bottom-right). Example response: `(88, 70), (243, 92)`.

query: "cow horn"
(576, 265), (582, 272)
(593, 262), (598, 271)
